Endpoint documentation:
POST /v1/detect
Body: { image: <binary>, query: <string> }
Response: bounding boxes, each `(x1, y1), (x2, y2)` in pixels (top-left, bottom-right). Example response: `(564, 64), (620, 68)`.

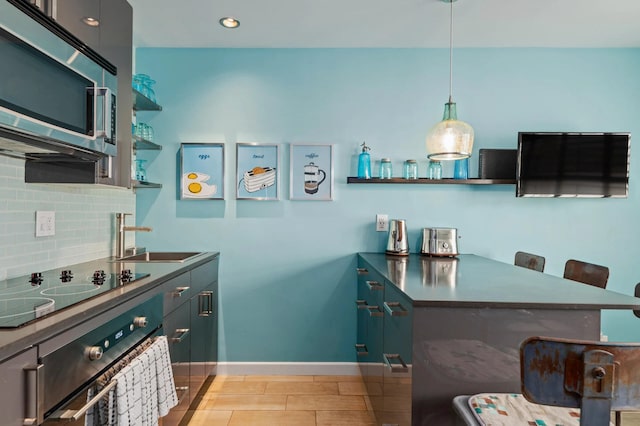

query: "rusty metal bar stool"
(452, 336), (640, 425)
(564, 259), (609, 289)
(514, 251), (545, 272)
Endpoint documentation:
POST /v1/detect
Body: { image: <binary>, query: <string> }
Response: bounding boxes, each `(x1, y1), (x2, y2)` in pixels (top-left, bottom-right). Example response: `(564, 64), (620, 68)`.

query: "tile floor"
(181, 375), (640, 426)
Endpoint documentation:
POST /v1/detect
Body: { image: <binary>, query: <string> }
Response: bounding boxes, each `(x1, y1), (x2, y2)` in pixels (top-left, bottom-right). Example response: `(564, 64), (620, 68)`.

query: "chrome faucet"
(115, 213), (152, 258)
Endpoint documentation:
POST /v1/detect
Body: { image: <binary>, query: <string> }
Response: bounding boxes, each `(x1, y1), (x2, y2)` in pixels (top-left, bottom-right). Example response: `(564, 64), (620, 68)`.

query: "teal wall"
(135, 48), (640, 362)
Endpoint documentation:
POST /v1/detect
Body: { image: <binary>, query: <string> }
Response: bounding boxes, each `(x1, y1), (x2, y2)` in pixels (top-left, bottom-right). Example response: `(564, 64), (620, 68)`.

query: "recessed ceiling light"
(82, 17), (100, 27)
(219, 17), (240, 29)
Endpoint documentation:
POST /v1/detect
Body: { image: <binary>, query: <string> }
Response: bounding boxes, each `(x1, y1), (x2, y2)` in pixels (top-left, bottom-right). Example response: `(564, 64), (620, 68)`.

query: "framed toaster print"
(289, 144), (334, 200)
(236, 143), (280, 200)
(180, 143), (225, 200)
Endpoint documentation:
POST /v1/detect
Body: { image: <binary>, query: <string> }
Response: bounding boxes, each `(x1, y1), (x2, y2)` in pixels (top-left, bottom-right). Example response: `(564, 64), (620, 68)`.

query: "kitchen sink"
(113, 252), (203, 263)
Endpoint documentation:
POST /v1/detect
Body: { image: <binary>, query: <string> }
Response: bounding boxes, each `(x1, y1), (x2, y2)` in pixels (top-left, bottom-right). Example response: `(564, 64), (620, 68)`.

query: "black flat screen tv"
(516, 132), (630, 198)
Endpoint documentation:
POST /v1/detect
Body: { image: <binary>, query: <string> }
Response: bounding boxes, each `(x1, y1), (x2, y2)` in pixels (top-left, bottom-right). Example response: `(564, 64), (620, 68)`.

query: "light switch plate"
(36, 211), (55, 237)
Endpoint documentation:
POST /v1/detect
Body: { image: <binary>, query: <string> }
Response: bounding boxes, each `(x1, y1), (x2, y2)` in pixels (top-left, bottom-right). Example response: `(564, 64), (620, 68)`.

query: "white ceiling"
(128, 0), (640, 49)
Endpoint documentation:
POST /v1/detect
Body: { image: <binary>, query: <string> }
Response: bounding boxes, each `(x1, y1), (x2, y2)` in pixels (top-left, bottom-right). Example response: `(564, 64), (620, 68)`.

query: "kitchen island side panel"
(411, 307), (599, 426)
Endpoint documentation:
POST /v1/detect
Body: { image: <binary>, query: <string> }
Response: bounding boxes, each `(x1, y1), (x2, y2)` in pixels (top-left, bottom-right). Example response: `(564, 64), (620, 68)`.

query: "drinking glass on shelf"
(143, 124), (154, 141)
(135, 122), (146, 139)
(454, 158), (469, 179)
(134, 73), (157, 103)
(134, 159), (147, 182)
(134, 123), (153, 141)
(145, 79), (156, 103)
(132, 74), (144, 93)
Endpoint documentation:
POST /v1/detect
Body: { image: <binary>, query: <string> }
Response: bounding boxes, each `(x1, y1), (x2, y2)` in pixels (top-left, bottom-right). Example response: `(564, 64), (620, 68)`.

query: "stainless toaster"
(421, 228), (459, 257)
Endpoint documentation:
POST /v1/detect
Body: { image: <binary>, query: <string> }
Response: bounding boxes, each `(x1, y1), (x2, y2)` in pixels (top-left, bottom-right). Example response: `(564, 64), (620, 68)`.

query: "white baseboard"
(215, 362), (361, 376)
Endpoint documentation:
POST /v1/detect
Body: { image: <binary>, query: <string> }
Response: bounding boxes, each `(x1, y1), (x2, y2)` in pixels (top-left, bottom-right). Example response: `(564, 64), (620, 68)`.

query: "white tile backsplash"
(0, 156), (136, 280)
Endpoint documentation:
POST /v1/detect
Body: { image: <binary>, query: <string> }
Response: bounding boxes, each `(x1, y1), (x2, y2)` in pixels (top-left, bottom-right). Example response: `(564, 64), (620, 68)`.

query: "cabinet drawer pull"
(383, 353), (409, 373)
(356, 300), (368, 309)
(367, 306), (384, 317)
(171, 328), (190, 343)
(366, 280), (383, 291)
(172, 286), (190, 297)
(357, 268), (369, 275)
(355, 344), (368, 357)
(199, 291), (214, 316)
(384, 301), (408, 317)
(24, 364), (44, 426)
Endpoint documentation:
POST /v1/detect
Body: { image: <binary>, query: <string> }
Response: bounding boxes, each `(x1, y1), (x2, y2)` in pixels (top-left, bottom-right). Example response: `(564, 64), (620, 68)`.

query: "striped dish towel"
(85, 335), (178, 426)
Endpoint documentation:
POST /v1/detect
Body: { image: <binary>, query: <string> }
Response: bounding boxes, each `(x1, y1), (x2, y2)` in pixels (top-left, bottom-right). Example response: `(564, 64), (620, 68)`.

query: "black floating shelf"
(347, 177), (516, 185)
(132, 180), (162, 189)
(133, 135), (162, 151)
(133, 89), (162, 111)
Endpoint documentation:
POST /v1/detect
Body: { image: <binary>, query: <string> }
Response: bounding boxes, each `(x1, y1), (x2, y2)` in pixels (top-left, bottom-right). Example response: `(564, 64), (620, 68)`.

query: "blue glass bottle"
(357, 142), (371, 179)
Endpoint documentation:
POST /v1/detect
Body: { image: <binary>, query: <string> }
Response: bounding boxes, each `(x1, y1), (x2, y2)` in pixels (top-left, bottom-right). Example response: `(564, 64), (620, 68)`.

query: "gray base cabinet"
(356, 262), (412, 426)
(0, 347), (38, 426)
(162, 257), (219, 425)
(189, 259), (219, 404)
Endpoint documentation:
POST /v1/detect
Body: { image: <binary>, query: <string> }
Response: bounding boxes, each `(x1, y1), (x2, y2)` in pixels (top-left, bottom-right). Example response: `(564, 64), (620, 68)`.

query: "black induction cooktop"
(0, 262), (149, 328)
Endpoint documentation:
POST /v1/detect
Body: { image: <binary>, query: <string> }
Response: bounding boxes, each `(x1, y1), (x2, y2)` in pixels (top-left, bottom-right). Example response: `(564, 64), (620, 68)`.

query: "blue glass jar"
(428, 160), (442, 180)
(403, 159), (418, 179)
(379, 158), (392, 179)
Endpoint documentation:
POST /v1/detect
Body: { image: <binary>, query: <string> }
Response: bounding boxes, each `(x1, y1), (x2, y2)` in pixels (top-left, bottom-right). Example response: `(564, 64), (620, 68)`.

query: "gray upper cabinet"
(30, 0), (133, 188)
(53, 0), (100, 48)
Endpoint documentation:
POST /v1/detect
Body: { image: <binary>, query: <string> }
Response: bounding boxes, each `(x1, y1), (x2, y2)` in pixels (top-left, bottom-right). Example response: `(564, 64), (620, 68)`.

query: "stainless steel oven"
(26, 295), (163, 425)
(0, 0), (117, 160)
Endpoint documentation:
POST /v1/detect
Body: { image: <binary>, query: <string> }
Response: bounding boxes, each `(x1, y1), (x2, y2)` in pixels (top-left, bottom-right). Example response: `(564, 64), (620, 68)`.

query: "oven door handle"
(48, 379), (118, 422)
(24, 364), (44, 426)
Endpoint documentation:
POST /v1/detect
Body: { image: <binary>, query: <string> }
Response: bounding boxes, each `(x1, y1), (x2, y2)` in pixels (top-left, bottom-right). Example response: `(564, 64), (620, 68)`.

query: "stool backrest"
(521, 336), (640, 426)
(563, 259), (609, 289)
(514, 251), (545, 272)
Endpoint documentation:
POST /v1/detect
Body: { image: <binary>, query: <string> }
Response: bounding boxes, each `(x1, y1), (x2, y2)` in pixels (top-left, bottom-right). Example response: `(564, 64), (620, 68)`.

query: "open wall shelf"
(133, 135), (162, 151)
(347, 177), (516, 185)
(133, 89), (162, 111)
(132, 180), (162, 189)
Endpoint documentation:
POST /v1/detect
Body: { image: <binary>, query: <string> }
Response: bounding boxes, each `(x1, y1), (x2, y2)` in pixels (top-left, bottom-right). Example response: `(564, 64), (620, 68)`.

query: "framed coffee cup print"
(290, 144), (334, 201)
(180, 143), (224, 200)
(236, 143), (280, 200)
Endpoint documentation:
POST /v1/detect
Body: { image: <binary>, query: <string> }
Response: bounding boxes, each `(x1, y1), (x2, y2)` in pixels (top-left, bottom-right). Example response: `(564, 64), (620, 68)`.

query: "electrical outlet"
(35, 211), (55, 237)
(376, 214), (389, 232)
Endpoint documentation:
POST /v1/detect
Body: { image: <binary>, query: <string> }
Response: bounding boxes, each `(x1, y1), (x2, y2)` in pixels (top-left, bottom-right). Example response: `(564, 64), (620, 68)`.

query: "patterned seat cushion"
(468, 393), (614, 426)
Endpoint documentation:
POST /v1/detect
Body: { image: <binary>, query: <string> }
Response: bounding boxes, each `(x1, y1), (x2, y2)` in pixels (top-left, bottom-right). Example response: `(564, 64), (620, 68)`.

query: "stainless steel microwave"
(0, 0), (117, 160)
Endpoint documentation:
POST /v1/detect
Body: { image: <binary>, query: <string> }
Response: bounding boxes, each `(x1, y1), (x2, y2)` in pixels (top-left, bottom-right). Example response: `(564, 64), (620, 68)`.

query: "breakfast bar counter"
(359, 253), (640, 309)
(356, 253), (640, 425)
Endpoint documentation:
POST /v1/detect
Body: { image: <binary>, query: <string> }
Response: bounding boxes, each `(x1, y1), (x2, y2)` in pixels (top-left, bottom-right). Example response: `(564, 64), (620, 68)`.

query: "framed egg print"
(289, 144), (334, 201)
(236, 143), (280, 200)
(180, 143), (225, 200)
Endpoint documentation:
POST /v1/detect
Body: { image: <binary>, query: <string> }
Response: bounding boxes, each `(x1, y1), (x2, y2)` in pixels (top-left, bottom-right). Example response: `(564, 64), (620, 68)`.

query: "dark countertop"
(359, 252), (640, 309)
(0, 252), (219, 362)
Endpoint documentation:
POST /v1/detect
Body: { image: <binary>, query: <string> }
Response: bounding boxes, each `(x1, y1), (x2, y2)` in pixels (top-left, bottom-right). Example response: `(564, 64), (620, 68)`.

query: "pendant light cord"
(448, 0), (454, 104)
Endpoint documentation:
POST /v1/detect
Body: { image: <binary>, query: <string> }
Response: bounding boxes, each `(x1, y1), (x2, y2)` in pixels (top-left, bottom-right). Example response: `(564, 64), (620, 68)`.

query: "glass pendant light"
(426, 0), (474, 161)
